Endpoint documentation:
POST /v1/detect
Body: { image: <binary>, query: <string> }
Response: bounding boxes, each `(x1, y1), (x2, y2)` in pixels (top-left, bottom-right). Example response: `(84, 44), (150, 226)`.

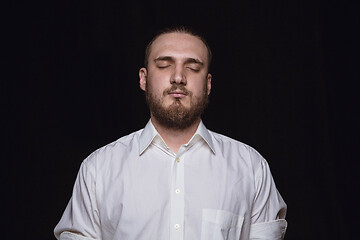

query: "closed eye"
(157, 65), (171, 69)
(187, 67), (200, 72)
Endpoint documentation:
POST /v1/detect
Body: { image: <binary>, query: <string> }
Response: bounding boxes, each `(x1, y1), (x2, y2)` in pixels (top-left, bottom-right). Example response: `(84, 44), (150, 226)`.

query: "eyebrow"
(154, 56), (204, 66)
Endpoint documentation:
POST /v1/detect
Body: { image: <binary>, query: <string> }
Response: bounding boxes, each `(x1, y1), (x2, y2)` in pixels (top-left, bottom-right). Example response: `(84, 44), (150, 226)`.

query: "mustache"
(164, 84), (190, 96)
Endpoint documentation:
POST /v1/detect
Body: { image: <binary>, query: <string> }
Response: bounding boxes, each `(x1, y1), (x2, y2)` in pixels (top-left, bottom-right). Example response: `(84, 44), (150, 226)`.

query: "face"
(139, 32), (212, 129)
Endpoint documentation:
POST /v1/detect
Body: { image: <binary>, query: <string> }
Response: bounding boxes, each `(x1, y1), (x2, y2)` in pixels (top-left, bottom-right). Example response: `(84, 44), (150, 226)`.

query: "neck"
(151, 116), (201, 154)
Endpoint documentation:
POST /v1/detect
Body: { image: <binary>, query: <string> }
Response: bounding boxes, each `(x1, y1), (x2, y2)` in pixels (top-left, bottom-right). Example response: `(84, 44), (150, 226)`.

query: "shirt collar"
(195, 120), (216, 154)
(139, 119), (215, 155)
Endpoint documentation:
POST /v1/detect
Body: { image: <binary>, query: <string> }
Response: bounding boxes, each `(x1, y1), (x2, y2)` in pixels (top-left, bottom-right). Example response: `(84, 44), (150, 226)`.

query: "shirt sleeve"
(54, 157), (101, 240)
(249, 149), (287, 239)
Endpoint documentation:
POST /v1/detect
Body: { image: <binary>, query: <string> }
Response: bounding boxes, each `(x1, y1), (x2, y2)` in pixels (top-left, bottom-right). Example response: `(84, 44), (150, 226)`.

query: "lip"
(168, 91), (187, 98)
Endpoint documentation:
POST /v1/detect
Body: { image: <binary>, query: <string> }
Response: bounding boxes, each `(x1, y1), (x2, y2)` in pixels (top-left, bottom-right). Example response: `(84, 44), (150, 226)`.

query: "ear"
(139, 67), (147, 91)
(206, 73), (212, 95)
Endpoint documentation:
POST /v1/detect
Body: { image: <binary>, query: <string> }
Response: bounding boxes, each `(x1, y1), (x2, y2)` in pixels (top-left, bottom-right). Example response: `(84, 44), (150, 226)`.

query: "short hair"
(144, 26), (212, 70)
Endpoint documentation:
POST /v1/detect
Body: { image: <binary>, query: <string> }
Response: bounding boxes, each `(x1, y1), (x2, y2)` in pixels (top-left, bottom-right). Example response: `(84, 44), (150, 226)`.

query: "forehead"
(149, 33), (209, 63)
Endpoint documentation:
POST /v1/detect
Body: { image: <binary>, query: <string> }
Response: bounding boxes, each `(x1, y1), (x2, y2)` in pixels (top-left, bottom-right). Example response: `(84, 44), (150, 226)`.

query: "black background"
(3, 0), (359, 239)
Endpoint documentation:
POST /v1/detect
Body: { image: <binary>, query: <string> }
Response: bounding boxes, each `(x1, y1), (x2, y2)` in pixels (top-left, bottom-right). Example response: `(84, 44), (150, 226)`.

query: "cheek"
(148, 85), (169, 102)
(147, 72), (169, 87)
(191, 79), (208, 95)
(147, 75), (165, 90)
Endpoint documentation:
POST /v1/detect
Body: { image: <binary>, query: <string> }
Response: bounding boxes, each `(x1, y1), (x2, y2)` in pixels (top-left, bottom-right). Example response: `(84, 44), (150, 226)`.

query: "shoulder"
(209, 130), (266, 170)
(82, 129), (143, 168)
(209, 130), (260, 155)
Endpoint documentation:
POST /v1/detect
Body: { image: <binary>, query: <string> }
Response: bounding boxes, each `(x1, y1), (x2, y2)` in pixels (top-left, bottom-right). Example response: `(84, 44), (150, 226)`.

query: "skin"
(139, 32), (212, 153)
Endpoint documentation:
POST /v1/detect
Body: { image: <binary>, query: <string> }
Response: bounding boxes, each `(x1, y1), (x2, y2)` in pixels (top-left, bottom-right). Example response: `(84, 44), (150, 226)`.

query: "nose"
(171, 65), (186, 85)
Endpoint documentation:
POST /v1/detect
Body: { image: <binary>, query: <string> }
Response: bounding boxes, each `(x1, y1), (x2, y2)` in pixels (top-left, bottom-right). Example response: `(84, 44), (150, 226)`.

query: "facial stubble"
(145, 83), (209, 130)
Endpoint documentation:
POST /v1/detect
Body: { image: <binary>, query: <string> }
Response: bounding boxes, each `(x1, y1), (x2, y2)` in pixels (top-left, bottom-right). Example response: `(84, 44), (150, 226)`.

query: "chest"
(96, 147), (256, 238)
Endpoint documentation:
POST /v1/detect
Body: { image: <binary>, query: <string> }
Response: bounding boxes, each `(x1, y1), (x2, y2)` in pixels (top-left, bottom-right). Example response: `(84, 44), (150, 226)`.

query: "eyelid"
(186, 66), (200, 72)
(186, 63), (201, 70)
(157, 65), (170, 69)
(156, 60), (172, 66)
(187, 62), (201, 67)
(156, 59), (171, 64)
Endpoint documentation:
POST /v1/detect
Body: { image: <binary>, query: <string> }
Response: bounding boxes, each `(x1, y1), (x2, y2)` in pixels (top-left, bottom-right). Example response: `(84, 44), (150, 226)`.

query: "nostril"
(171, 75), (185, 84)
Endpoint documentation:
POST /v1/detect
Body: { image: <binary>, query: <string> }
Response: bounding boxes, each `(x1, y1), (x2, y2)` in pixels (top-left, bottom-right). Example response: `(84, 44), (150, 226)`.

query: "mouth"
(168, 90), (188, 98)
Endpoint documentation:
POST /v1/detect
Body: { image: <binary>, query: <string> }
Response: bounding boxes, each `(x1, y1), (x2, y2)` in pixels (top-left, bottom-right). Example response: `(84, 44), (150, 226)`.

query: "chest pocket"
(201, 209), (244, 240)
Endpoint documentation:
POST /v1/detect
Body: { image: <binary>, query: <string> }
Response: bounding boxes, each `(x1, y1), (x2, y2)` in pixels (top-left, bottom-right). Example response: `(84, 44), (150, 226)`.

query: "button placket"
(170, 155), (185, 240)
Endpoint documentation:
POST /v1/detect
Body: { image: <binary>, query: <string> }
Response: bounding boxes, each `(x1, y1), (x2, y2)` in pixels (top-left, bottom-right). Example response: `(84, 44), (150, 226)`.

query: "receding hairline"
(150, 33), (208, 63)
(144, 27), (212, 69)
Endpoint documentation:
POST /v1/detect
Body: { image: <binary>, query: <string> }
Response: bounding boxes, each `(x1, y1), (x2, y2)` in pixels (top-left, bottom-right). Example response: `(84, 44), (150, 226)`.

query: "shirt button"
(174, 224), (180, 229)
(175, 189), (181, 194)
(176, 158), (180, 163)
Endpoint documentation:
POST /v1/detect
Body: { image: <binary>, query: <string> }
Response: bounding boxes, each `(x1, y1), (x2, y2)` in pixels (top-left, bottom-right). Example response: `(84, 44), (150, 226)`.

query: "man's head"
(144, 26), (212, 70)
(139, 26), (212, 130)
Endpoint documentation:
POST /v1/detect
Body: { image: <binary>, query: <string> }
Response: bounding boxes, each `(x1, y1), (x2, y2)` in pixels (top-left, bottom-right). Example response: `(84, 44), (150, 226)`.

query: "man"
(54, 26), (287, 240)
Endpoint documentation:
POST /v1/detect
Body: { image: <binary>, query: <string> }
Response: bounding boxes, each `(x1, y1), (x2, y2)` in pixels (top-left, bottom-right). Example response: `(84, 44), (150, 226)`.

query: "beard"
(145, 83), (209, 130)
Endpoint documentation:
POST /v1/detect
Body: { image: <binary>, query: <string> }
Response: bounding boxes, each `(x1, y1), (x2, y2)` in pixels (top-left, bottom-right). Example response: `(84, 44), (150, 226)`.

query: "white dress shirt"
(54, 120), (287, 240)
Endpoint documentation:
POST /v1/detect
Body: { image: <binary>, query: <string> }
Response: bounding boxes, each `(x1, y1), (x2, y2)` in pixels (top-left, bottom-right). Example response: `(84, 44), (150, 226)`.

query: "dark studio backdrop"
(3, 0), (359, 239)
